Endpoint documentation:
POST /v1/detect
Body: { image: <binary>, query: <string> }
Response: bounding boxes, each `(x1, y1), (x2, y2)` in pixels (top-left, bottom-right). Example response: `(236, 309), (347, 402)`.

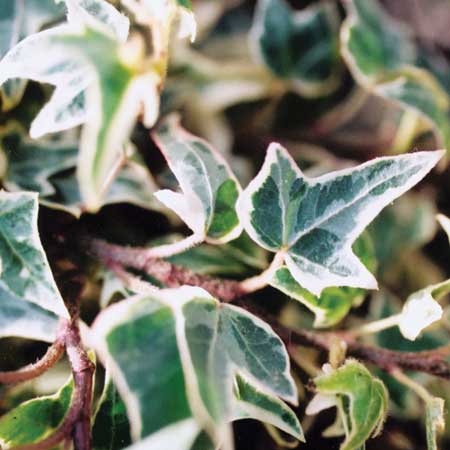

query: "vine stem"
(86, 237), (248, 301)
(239, 251), (285, 294)
(86, 237), (450, 379)
(390, 369), (434, 402)
(88, 237), (284, 299)
(143, 233), (204, 258)
(9, 318), (94, 450)
(0, 326), (65, 384)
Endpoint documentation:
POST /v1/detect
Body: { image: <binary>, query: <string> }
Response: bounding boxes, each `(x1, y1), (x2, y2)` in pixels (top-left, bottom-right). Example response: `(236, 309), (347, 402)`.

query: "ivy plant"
(1, 1), (450, 450)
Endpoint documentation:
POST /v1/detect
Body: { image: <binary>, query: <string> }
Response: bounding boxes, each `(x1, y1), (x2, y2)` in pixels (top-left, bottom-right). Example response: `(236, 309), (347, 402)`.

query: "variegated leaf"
(237, 143), (442, 296)
(0, 375), (73, 448)
(0, 191), (68, 318)
(0, 0), (130, 138)
(341, 0), (450, 151)
(271, 233), (376, 327)
(397, 214), (450, 340)
(0, 130), (161, 217)
(92, 286), (299, 449)
(153, 116), (242, 243)
(398, 282), (448, 341)
(313, 360), (388, 450)
(251, 0), (341, 97)
(0, 0), (65, 111)
(0, 287), (58, 343)
(0, 0), (161, 211)
(92, 372), (132, 450)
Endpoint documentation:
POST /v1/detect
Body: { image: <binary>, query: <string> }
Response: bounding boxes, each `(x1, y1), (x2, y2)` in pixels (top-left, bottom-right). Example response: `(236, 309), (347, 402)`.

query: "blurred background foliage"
(1, 0), (450, 449)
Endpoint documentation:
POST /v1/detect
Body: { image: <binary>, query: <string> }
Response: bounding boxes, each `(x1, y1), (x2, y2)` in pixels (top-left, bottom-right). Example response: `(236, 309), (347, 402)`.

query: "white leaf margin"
(249, 0), (342, 97)
(152, 116), (243, 245)
(238, 144), (444, 296)
(0, 191), (69, 318)
(91, 286), (297, 445)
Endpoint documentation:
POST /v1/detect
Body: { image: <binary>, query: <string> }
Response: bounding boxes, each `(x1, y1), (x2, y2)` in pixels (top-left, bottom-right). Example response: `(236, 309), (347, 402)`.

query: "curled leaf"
(313, 360), (388, 450)
(398, 286), (444, 341)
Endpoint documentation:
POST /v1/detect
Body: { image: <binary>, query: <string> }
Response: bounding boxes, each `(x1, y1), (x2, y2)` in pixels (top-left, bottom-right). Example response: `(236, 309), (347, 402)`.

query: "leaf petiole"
(239, 250), (286, 294)
(143, 232), (204, 258)
(346, 314), (402, 337)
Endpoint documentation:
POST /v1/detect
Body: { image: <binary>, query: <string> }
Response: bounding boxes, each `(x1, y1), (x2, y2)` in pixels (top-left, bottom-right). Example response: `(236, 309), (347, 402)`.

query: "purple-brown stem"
(0, 327), (65, 384)
(65, 320), (94, 450)
(88, 237), (247, 301)
(87, 237), (450, 380)
(8, 318), (94, 450)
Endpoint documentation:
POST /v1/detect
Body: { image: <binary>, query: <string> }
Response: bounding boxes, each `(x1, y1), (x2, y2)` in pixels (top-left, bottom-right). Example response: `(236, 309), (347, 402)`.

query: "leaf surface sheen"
(0, 376), (73, 448)
(92, 286), (300, 449)
(238, 143), (443, 296)
(153, 116), (242, 243)
(0, 191), (68, 318)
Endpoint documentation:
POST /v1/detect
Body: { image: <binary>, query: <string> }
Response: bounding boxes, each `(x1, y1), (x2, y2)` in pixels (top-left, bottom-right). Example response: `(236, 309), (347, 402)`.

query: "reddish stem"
(0, 322), (66, 384)
(65, 320), (94, 450)
(8, 319), (94, 450)
(88, 237), (247, 301)
(269, 318), (450, 379)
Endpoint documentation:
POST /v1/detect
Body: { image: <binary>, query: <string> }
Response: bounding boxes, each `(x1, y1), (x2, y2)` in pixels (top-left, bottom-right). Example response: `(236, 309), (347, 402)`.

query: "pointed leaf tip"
(239, 145), (441, 296)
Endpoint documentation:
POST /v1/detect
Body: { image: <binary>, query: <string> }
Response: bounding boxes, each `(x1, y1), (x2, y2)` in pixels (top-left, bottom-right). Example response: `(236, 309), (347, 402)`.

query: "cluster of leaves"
(1, 1), (450, 450)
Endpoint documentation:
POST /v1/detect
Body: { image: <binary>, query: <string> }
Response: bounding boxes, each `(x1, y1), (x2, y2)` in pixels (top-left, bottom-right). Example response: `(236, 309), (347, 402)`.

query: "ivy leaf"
(341, 0), (450, 151)
(271, 233), (376, 327)
(0, 191), (68, 318)
(313, 360), (388, 450)
(0, 0), (65, 111)
(92, 286), (298, 448)
(237, 143), (443, 296)
(251, 0), (341, 97)
(152, 116), (242, 244)
(398, 282), (446, 341)
(1, 127), (162, 217)
(397, 214), (450, 340)
(92, 372), (132, 450)
(232, 374), (303, 441)
(0, 0), (130, 138)
(0, 375), (73, 448)
(0, 1), (161, 211)
(0, 287), (58, 343)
